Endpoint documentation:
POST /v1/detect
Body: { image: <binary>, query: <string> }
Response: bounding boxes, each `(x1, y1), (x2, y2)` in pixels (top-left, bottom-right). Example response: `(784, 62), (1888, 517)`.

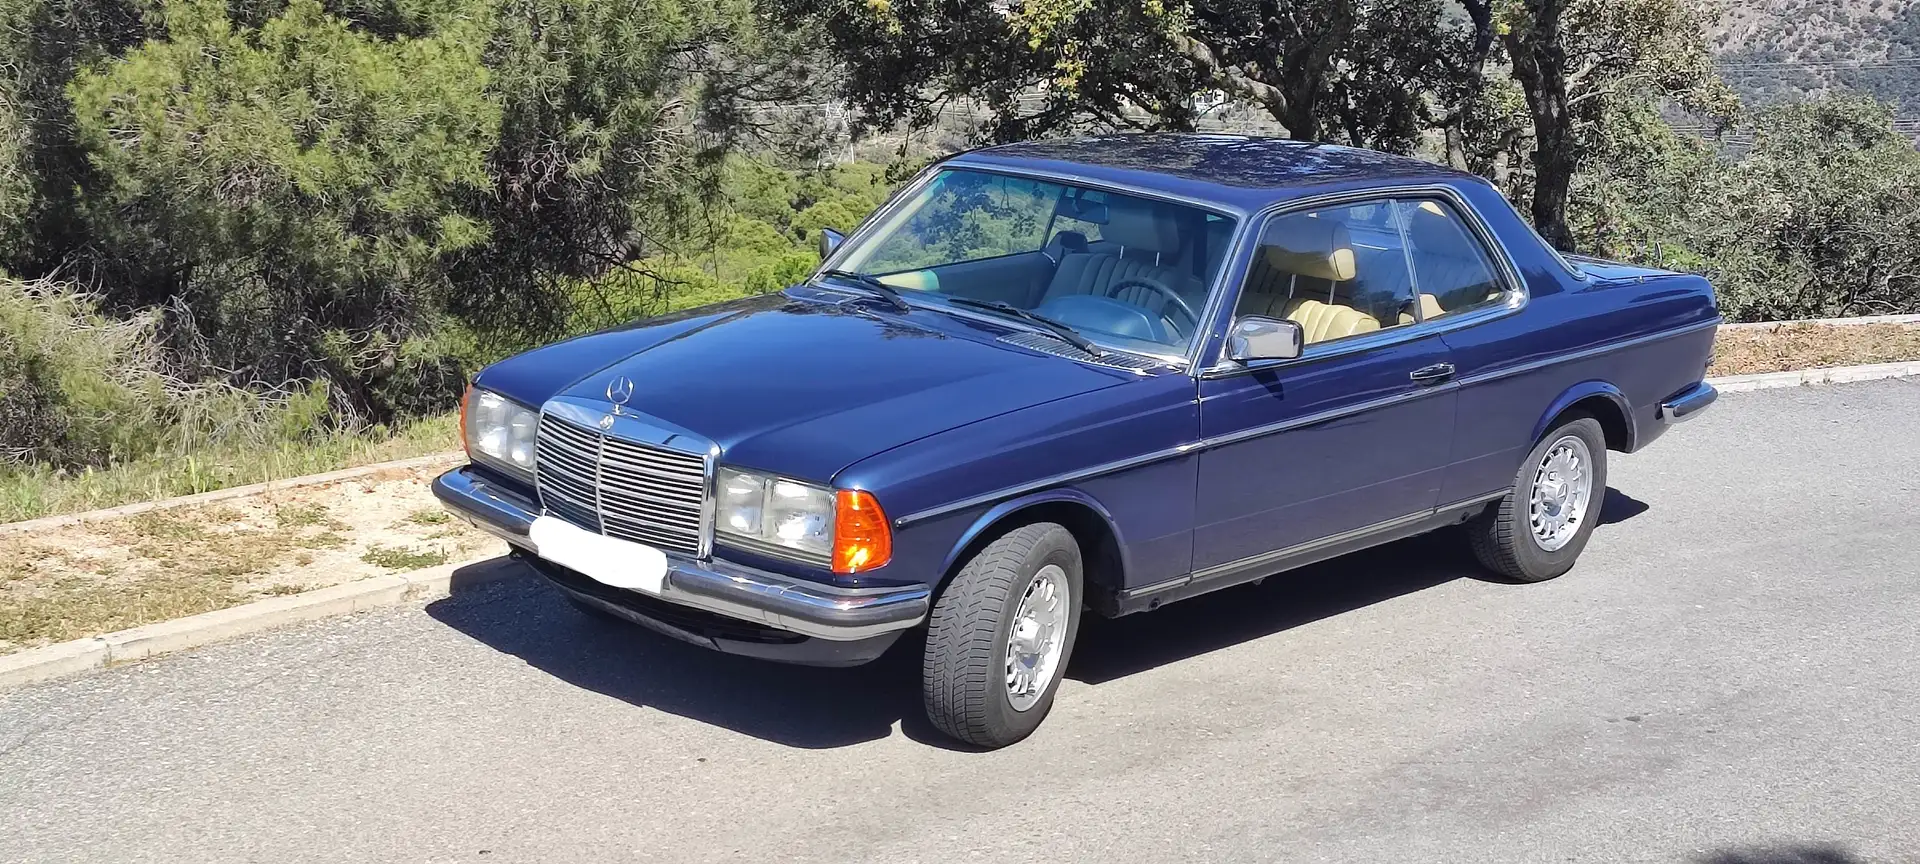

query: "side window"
(1234, 201), (1416, 345)
(1398, 199), (1507, 321)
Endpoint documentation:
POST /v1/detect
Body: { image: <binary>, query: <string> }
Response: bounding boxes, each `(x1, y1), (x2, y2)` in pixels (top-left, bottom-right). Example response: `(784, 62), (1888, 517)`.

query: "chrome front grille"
(534, 413), (708, 556)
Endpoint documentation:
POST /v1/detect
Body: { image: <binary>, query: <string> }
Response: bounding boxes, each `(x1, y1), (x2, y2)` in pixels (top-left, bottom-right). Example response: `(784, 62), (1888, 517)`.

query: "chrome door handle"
(1409, 363), (1456, 385)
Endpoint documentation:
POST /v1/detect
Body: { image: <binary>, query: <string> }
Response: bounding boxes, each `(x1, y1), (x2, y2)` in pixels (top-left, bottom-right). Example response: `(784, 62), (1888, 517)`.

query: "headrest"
(1262, 216), (1355, 282)
(1102, 198), (1182, 253)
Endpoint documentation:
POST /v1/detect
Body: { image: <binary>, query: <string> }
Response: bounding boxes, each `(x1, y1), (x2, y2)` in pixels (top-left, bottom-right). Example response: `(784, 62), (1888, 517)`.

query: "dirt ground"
(1711, 322), (1920, 376)
(1, 463), (494, 654)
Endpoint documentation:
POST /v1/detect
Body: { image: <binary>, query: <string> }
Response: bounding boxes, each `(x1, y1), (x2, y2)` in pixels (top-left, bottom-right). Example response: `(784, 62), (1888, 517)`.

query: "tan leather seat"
(1398, 293), (1446, 326)
(1238, 220), (1382, 344)
(1284, 298), (1381, 343)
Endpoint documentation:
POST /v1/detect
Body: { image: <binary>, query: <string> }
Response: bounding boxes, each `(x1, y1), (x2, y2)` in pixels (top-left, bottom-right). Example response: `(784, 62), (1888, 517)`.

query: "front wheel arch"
(937, 492), (1127, 613)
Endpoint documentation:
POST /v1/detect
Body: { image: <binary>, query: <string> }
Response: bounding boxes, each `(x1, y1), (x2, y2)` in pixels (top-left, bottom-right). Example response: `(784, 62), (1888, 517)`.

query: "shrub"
(65, 0), (499, 418)
(0, 277), (329, 469)
(1574, 96), (1920, 322)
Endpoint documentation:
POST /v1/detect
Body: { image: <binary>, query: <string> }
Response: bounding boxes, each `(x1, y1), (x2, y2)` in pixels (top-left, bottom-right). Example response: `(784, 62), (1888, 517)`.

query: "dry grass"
(0, 413), (460, 524)
(1711, 323), (1920, 377)
(0, 463), (492, 654)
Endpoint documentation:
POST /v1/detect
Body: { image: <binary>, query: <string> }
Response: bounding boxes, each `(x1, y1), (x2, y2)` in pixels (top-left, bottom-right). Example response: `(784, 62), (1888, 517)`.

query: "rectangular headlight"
(462, 387), (538, 480)
(716, 467), (834, 561)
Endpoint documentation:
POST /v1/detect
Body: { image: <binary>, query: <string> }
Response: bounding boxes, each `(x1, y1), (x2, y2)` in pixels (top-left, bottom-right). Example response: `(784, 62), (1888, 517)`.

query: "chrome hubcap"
(1529, 435), (1593, 552)
(1005, 564), (1070, 712)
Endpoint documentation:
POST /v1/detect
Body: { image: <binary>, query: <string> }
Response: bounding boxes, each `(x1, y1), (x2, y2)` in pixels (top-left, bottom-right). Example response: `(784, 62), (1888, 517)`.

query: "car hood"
(475, 290), (1140, 482)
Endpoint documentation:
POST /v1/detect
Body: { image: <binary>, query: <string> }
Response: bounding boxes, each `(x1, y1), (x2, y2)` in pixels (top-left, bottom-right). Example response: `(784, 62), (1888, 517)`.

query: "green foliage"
(561, 157), (897, 333)
(0, 277), (330, 469)
(778, 0), (1483, 150)
(1574, 96), (1920, 322)
(65, 0), (498, 421)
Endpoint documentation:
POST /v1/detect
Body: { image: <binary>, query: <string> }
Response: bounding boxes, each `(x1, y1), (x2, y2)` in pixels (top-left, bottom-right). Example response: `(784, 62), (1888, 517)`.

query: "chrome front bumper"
(431, 466), (930, 642)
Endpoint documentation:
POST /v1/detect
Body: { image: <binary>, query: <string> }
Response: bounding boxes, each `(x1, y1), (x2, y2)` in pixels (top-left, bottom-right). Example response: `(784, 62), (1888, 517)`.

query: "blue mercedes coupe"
(434, 134), (1721, 748)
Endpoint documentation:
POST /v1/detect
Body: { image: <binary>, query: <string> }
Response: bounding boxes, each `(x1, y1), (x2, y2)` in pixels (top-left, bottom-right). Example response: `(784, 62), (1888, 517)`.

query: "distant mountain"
(1710, 0), (1920, 118)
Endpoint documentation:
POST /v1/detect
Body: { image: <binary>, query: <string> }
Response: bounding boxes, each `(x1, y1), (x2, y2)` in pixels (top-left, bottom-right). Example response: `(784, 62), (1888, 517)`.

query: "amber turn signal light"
(457, 385), (472, 457)
(832, 489), (892, 574)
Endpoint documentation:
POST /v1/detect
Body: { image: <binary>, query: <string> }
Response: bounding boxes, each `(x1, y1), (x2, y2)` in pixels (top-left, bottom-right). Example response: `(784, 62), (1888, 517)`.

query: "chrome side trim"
(1197, 381), (1460, 450)
(1455, 318), (1722, 389)
(1438, 488), (1512, 512)
(891, 321), (1718, 530)
(1125, 508), (1436, 600)
(892, 443), (1199, 528)
(892, 382), (1459, 528)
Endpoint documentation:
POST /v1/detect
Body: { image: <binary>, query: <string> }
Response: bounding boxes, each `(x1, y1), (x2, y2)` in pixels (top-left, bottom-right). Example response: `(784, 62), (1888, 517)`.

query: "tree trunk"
(1529, 130), (1578, 252)
(1502, 0), (1580, 254)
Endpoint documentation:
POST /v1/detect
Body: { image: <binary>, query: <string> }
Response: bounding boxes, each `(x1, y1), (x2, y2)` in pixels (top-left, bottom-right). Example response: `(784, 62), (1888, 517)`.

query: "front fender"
(1533, 380), (1635, 450)
(935, 487), (1133, 589)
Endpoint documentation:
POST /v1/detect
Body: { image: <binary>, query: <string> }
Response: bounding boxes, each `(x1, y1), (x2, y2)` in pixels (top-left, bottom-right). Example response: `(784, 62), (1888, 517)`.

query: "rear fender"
(1533, 381), (1636, 451)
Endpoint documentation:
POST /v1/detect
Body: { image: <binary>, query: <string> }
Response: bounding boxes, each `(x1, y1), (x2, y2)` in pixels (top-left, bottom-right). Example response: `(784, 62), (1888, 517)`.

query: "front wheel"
(1469, 415), (1609, 583)
(922, 522), (1083, 749)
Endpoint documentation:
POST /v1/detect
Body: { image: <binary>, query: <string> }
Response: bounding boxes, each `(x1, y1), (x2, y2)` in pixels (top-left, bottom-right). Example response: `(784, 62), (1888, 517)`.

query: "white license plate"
(528, 515), (668, 595)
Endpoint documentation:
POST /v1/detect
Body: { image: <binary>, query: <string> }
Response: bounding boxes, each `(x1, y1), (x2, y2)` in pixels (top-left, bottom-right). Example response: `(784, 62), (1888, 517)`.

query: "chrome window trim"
(824, 158), (1255, 368)
(1198, 184), (1531, 379)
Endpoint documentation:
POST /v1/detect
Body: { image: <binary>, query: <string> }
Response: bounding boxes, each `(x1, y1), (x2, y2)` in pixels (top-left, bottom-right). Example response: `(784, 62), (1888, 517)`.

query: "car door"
(1191, 197), (1458, 574)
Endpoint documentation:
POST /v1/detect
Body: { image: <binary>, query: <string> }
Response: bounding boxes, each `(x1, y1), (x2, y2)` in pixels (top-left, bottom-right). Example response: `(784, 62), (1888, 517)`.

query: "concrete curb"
(1707, 360), (1920, 393)
(0, 451), (463, 538)
(1719, 313), (1920, 331)
(0, 555), (522, 692)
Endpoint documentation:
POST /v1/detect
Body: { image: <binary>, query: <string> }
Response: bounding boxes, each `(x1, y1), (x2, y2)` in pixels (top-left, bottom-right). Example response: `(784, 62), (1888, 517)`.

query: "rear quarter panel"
(1438, 182), (1720, 503)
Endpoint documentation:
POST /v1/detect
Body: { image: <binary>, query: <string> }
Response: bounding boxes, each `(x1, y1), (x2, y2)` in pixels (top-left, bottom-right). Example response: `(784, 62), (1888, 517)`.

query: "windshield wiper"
(815, 269), (912, 313)
(947, 297), (1103, 357)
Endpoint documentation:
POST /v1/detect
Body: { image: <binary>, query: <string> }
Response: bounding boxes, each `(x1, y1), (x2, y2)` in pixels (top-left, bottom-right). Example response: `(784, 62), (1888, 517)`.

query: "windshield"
(829, 168), (1238, 357)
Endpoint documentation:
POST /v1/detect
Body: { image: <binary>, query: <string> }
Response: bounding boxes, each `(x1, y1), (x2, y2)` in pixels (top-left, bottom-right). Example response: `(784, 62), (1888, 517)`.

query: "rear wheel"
(922, 522), (1083, 749)
(1470, 416), (1608, 583)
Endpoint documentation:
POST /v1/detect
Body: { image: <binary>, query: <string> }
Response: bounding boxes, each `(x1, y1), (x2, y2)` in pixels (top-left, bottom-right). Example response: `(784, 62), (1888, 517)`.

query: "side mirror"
(818, 228), (846, 260)
(1227, 316), (1304, 362)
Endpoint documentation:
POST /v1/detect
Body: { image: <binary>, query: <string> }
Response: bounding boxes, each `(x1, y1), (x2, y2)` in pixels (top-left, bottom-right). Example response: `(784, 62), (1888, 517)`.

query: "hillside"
(1711, 0), (1920, 118)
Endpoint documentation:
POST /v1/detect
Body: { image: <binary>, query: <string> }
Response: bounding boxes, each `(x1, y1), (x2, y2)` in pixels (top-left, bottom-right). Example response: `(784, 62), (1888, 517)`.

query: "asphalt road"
(4, 380), (1918, 864)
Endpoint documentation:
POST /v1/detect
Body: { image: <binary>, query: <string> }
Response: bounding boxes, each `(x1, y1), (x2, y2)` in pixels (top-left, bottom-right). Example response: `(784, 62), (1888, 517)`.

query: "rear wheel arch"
(1535, 382), (1635, 452)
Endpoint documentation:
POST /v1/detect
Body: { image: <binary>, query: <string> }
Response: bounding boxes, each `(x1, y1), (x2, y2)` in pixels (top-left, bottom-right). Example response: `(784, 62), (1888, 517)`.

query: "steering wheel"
(1104, 277), (1200, 336)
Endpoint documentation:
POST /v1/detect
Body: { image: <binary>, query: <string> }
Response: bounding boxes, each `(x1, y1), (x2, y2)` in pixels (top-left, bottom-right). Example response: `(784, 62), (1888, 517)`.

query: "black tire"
(922, 522), (1083, 749)
(1470, 415), (1609, 583)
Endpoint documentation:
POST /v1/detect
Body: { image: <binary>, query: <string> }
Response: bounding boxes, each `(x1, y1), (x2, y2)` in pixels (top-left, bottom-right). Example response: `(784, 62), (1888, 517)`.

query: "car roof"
(945, 133), (1482, 215)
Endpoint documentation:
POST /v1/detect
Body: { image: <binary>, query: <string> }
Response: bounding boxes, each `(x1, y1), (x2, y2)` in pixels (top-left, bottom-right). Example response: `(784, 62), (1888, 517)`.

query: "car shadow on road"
(1698, 846), (1863, 864)
(1597, 486), (1651, 528)
(1067, 529), (1480, 685)
(427, 572), (933, 750)
(428, 487), (1644, 750)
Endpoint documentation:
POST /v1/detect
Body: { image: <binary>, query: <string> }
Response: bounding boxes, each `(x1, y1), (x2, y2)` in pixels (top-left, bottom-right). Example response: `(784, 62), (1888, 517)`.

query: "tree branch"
(1165, 31), (1289, 120)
